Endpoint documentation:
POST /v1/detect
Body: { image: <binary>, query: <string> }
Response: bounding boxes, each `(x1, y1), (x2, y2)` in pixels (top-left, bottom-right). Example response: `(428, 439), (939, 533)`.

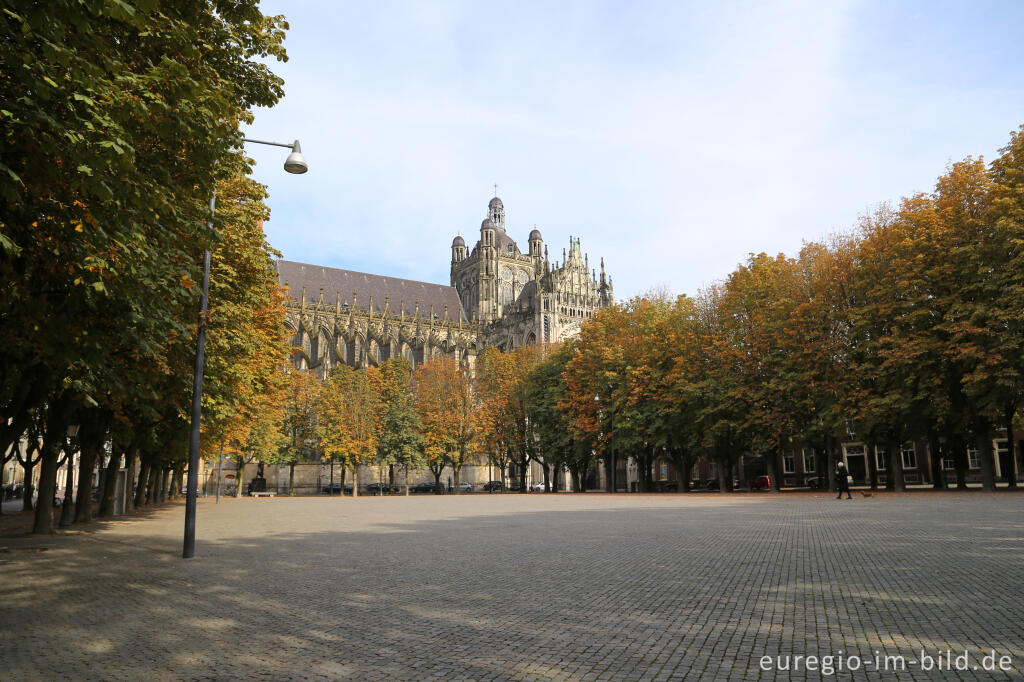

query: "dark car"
(409, 481), (440, 493)
(321, 483), (352, 495)
(654, 480), (679, 492)
(365, 482), (399, 495)
(482, 480), (504, 492)
(705, 479), (720, 490)
(751, 475), (772, 490)
(806, 476), (822, 489)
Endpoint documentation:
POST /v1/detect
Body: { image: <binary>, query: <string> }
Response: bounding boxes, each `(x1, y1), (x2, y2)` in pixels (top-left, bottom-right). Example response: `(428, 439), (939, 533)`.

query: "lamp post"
(595, 389), (616, 493)
(183, 138), (307, 559)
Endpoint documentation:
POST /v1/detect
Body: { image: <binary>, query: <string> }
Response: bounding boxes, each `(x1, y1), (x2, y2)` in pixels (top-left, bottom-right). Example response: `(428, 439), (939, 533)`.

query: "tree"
(0, 1), (290, 533)
(526, 343), (592, 492)
(319, 366), (380, 496)
(373, 358), (424, 495)
(279, 369), (323, 495)
(414, 358), (479, 494)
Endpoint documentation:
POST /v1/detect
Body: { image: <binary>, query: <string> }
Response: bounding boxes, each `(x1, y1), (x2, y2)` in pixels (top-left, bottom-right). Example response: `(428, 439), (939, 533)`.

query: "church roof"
(496, 230), (519, 253)
(276, 260), (468, 322)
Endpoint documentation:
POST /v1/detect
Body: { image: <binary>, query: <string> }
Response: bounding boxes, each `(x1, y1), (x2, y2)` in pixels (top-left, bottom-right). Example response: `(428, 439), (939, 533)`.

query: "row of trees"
(1, 2), (294, 532)
(249, 126), (1024, 498)
(545, 126), (1024, 493)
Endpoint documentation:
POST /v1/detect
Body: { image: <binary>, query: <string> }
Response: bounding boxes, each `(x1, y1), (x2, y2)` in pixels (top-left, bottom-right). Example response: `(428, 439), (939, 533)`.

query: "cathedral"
(276, 194), (613, 376)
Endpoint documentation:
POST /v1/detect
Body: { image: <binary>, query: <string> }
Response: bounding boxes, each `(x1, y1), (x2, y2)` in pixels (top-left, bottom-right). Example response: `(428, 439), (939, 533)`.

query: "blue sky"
(243, 0), (1024, 299)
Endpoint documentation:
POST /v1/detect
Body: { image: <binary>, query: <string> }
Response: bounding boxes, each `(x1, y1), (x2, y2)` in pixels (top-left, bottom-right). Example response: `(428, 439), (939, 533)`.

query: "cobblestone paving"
(0, 492), (1021, 680)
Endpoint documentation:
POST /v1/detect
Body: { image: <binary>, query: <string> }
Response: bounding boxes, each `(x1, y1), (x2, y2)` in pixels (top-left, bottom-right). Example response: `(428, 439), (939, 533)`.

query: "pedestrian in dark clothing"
(836, 461), (852, 499)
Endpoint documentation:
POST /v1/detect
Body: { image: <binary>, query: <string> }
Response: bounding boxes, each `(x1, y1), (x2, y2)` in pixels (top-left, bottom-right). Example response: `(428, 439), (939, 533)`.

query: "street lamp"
(595, 390), (616, 493)
(183, 137), (308, 559)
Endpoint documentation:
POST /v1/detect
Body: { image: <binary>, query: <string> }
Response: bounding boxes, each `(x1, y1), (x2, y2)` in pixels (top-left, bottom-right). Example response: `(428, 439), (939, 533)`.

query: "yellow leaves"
(180, 274), (195, 289)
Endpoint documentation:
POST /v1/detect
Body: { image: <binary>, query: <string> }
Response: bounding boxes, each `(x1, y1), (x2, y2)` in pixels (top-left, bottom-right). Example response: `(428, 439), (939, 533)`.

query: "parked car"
(529, 481), (546, 492)
(654, 480), (679, 492)
(456, 481), (473, 493)
(482, 480), (504, 492)
(365, 482), (398, 495)
(806, 476), (822, 489)
(703, 479), (740, 491)
(321, 483), (352, 495)
(751, 475), (772, 490)
(409, 481), (440, 493)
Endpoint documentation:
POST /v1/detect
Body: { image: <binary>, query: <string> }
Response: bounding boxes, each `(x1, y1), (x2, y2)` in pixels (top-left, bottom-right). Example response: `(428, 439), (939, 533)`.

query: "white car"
(529, 482), (547, 492)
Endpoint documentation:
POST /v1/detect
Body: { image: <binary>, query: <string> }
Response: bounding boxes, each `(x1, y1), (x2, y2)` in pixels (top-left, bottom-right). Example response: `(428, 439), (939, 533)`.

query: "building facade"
(450, 195), (613, 350)
(277, 194), (613, 377)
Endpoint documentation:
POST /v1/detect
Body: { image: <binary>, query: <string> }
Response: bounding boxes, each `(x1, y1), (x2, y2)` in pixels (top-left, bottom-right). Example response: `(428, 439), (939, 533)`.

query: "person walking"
(836, 461), (852, 499)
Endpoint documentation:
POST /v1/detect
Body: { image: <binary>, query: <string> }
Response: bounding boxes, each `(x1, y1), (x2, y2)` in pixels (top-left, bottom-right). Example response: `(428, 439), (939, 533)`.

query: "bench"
(250, 491), (276, 498)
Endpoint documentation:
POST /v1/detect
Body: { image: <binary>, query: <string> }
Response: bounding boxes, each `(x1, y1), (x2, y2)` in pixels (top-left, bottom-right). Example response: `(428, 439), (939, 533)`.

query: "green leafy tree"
(373, 358), (424, 494)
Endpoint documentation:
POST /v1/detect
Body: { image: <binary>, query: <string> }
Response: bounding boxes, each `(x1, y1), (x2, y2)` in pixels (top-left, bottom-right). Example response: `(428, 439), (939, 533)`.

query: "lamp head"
(284, 139), (308, 174)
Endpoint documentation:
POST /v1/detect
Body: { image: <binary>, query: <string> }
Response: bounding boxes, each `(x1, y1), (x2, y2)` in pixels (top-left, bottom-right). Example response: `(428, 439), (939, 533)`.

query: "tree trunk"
(672, 451), (690, 492)
(976, 420), (996, 491)
(156, 468), (166, 503)
(74, 439), (99, 523)
(541, 462), (551, 492)
(432, 469), (442, 494)
(1003, 404), (1017, 488)
(172, 461), (185, 499)
(288, 461), (296, 496)
(125, 446), (137, 509)
(887, 438), (905, 492)
(352, 466), (359, 497)
(21, 453), (36, 512)
(98, 444), (124, 517)
(453, 461), (461, 495)
(767, 451), (780, 492)
(568, 464), (581, 492)
(827, 437), (839, 493)
(147, 464), (159, 504)
(404, 467), (410, 496)
(234, 458), (244, 498)
(716, 458), (728, 494)
(32, 398), (73, 534)
(928, 430), (945, 490)
(815, 445), (827, 492)
(866, 441), (879, 490)
(135, 460), (150, 508)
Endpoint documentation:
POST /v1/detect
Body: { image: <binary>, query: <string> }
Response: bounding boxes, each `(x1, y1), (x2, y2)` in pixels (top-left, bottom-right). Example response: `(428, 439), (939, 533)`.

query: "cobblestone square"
(1, 492), (1021, 680)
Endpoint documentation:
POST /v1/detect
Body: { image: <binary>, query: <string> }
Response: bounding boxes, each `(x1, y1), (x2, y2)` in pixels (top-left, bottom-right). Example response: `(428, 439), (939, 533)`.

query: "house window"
(802, 448), (815, 473)
(943, 456), (956, 470)
(874, 446), (886, 471)
(783, 452), (795, 474)
(967, 445), (980, 470)
(901, 442), (917, 470)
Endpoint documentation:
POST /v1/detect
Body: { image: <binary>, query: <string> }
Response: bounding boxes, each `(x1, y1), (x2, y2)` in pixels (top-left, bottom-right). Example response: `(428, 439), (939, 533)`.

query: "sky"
(242, 0), (1024, 300)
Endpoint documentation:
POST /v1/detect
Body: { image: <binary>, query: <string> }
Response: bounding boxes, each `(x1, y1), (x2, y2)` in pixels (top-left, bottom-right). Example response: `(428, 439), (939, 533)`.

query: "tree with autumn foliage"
(0, 1), (289, 532)
(278, 369), (323, 495)
(414, 357), (479, 494)
(319, 365), (381, 496)
(476, 346), (542, 492)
